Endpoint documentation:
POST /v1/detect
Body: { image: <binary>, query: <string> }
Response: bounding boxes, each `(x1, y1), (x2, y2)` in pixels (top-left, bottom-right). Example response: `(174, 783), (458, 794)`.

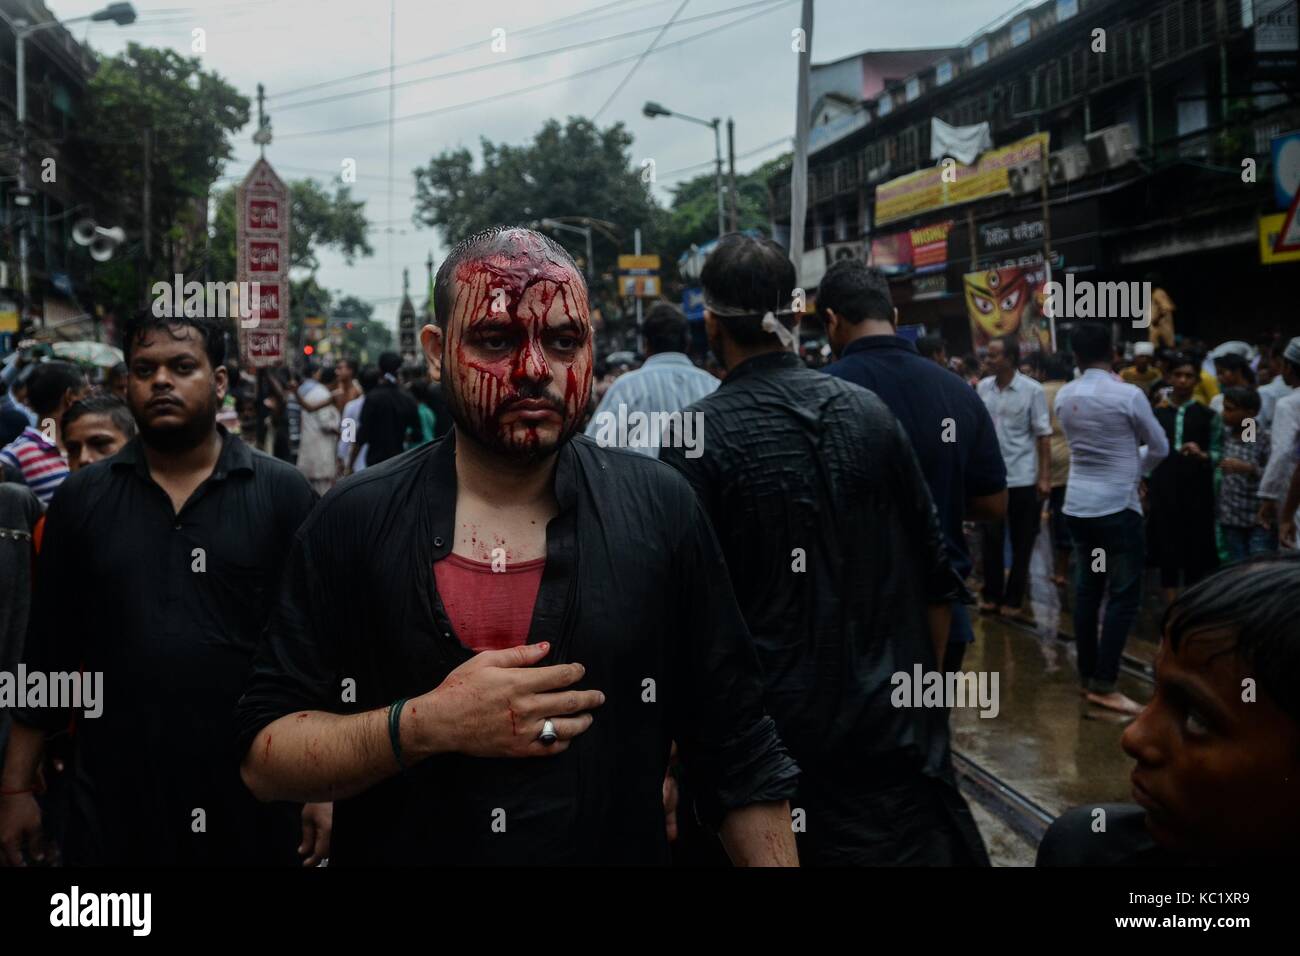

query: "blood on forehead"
(452, 235), (589, 332)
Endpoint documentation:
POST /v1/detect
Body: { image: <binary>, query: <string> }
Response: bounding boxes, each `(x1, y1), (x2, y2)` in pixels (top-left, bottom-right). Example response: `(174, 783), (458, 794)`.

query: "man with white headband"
(661, 233), (987, 866)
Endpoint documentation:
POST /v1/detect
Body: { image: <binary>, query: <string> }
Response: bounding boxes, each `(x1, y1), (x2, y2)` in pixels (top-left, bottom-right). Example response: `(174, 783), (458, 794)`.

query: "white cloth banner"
(930, 117), (993, 166)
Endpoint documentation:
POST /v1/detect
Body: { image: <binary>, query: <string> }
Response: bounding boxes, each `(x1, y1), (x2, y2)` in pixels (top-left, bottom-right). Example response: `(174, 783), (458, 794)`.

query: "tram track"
(950, 611), (1155, 855)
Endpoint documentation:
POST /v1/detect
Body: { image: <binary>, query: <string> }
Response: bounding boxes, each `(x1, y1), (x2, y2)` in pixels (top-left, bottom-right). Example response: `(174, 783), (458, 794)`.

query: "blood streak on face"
(443, 230), (592, 460)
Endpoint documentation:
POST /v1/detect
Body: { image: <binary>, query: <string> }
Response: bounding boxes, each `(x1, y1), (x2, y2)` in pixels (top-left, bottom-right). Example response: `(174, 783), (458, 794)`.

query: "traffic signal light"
(303, 344), (314, 356)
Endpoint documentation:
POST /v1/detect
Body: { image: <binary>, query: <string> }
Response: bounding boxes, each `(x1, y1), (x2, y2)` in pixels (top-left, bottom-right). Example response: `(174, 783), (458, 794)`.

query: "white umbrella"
(52, 341), (124, 368)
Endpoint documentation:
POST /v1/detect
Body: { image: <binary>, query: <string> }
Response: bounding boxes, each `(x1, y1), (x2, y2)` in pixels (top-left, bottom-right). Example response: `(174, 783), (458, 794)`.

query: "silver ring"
(539, 719), (558, 745)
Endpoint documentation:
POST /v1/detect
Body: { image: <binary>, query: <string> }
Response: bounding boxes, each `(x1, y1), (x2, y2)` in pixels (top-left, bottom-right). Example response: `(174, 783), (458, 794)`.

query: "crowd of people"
(0, 226), (1296, 868)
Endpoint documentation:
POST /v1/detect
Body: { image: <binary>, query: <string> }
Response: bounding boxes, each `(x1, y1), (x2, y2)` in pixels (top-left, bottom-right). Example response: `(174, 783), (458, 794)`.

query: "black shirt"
(661, 352), (962, 781)
(823, 336), (1006, 577)
(234, 432), (799, 865)
(15, 430), (317, 865)
(357, 380), (421, 465)
(1037, 804), (1184, 866)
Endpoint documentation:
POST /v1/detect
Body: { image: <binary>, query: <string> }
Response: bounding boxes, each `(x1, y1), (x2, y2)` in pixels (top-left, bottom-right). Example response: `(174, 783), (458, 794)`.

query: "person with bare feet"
(1038, 552), (1300, 864)
(234, 227), (799, 866)
(1056, 324), (1169, 716)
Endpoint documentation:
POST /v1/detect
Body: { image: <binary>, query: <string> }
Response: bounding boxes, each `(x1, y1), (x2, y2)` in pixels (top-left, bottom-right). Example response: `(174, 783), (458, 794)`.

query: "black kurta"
(661, 351), (986, 865)
(1149, 400), (1220, 581)
(15, 431), (316, 865)
(233, 431), (799, 865)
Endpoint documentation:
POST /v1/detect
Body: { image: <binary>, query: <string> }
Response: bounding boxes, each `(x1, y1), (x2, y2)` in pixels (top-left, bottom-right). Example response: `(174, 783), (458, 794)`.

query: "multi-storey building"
(773, 0), (1300, 354)
(1, 0), (100, 342)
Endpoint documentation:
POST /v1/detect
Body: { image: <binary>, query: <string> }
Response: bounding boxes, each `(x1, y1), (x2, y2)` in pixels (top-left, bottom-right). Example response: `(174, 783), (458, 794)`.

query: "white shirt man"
(976, 371), (1052, 489)
(974, 339), (1052, 619)
(1056, 369), (1170, 518)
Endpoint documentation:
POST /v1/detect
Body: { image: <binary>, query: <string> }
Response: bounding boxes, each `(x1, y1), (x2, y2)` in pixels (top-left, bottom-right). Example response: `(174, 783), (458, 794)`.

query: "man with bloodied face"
(236, 226), (800, 865)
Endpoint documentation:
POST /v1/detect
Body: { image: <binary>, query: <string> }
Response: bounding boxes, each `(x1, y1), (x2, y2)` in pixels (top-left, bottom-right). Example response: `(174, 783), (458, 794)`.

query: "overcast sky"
(55, 0), (1032, 328)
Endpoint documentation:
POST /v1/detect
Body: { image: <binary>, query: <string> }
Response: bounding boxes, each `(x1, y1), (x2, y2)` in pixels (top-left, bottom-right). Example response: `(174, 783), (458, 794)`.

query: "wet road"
(953, 517), (1166, 865)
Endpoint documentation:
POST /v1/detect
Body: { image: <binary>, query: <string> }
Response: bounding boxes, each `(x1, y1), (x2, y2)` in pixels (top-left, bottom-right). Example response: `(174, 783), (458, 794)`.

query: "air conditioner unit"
(1049, 144), (1091, 185)
(1085, 123), (1137, 172)
(1007, 160), (1043, 196)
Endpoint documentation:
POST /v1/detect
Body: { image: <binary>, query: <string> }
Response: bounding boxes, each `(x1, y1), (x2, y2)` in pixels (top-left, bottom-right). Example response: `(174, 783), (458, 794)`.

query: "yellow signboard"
(875, 132), (1050, 226)
(1260, 212), (1300, 265)
(617, 254), (661, 298)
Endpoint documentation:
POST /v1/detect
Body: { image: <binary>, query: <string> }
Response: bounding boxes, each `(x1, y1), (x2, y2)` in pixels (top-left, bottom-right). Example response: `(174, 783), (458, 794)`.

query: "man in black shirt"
(1038, 552), (1300, 865)
(661, 234), (988, 866)
(819, 261), (1007, 674)
(351, 351), (420, 468)
(236, 226), (799, 865)
(0, 312), (324, 867)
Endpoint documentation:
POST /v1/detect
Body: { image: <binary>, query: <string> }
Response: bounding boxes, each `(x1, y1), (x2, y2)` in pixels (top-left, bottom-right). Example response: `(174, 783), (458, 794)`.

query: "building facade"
(1, 0), (102, 344)
(773, 0), (1300, 356)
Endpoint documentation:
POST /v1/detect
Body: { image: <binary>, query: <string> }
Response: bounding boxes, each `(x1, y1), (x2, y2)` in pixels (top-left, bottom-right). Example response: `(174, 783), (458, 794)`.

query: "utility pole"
(15, 27), (30, 328)
(727, 118), (738, 232)
(256, 83), (267, 158)
(634, 227), (643, 331)
(712, 119), (725, 238)
(142, 128), (152, 266)
(789, 0), (814, 288)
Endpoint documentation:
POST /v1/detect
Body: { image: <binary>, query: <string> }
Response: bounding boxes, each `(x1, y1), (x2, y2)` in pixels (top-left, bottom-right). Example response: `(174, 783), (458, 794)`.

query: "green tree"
(68, 42), (250, 314)
(412, 117), (657, 303)
(655, 154), (788, 289)
(332, 294), (393, 363)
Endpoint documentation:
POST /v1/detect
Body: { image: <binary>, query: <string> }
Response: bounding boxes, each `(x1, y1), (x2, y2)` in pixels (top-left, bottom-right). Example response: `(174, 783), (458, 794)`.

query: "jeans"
(1067, 509), (1145, 694)
(1220, 524), (1277, 564)
(981, 485), (1041, 609)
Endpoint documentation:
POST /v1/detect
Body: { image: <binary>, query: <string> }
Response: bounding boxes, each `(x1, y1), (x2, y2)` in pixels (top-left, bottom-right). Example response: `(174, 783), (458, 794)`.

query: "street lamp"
(644, 100), (725, 239)
(535, 217), (627, 283)
(0, 3), (136, 326)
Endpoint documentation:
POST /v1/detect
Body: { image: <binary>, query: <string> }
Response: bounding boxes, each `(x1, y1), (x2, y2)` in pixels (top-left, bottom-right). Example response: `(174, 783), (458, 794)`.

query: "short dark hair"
(1170, 351), (1199, 374)
(642, 302), (687, 355)
(432, 226), (583, 329)
(62, 391), (136, 439)
(1164, 551), (1300, 724)
(1214, 352), (1254, 384)
(358, 365), (382, 391)
(107, 362), (128, 384)
(701, 233), (797, 347)
(378, 352), (402, 376)
(1043, 353), (1074, 381)
(1221, 385), (1261, 414)
(816, 259), (893, 325)
(917, 334), (946, 360)
(994, 335), (1020, 366)
(26, 361), (86, 417)
(121, 309), (227, 371)
(1070, 323), (1112, 367)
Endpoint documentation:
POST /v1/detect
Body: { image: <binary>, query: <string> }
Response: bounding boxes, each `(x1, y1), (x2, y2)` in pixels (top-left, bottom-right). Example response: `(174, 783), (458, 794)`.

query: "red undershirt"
(433, 552), (546, 652)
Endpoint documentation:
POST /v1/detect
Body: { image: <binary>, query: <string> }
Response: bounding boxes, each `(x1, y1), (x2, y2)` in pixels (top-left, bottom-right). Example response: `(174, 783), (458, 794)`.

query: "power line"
(272, 0), (782, 114)
(592, 0), (690, 122)
(268, 0), (652, 102)
(659, 134), (790, 178)
(275, 0), (797, 141)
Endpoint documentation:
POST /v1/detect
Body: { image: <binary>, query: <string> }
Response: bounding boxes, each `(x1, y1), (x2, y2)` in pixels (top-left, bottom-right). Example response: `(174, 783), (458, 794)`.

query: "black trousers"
(981, 485), (1041, 609)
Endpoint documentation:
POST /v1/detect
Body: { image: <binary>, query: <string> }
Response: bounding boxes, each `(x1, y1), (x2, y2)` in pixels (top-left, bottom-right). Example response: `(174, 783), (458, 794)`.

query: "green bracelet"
(387, 697), (410, 771)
